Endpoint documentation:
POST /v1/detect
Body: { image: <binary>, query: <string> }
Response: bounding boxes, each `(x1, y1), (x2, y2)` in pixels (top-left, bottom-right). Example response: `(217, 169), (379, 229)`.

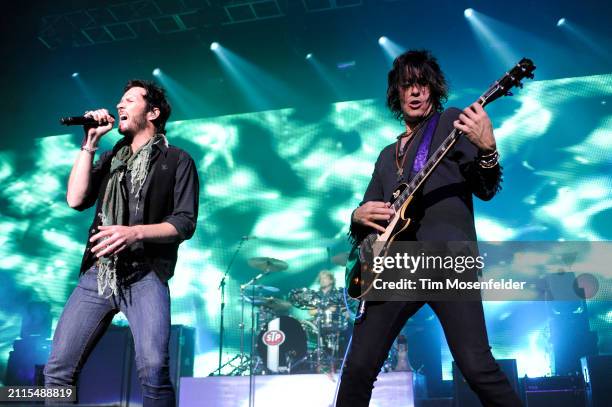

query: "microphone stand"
(217, 237), (248, 375)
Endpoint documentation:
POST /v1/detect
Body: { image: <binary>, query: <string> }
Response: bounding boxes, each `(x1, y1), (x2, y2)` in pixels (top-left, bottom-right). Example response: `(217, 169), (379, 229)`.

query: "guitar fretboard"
(391, 127), (461, 212)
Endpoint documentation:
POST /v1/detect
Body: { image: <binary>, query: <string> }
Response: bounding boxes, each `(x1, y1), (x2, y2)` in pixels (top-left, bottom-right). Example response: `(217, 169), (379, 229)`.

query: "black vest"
(79, 142), (182, 282)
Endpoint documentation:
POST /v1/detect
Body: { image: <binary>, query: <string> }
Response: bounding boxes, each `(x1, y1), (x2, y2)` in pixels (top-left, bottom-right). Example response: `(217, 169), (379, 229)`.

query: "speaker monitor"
(77, 324), (194, 406)
(453, 359), (520, 407)
(581, 355), (612, 407)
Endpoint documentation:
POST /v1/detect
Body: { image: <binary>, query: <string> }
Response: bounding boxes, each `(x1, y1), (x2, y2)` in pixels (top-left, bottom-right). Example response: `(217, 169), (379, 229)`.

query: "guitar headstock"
(480, 58), (536, 107)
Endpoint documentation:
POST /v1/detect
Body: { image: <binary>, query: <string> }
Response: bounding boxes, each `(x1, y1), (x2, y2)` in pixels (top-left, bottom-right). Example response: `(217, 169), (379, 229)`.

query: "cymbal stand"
(241, 265), (271, 407)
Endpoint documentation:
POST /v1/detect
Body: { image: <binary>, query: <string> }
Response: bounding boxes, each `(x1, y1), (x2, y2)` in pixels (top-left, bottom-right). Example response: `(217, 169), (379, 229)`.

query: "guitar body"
(346, 184), (413, 299)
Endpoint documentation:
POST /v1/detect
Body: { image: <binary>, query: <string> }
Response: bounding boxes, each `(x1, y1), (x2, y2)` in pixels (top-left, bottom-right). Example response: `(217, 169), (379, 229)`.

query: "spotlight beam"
(212, 45), (294, 110)
(378, 36), (405, 63)
(306, 54), (342, 98)
(464, 9), (519, 68)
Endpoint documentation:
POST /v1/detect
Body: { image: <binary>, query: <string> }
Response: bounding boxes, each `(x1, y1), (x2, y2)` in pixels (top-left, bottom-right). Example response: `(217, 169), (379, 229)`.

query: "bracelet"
(478, 149), (497, 158)
(477, 149), (499, 168)
(81, 145), (99, 153)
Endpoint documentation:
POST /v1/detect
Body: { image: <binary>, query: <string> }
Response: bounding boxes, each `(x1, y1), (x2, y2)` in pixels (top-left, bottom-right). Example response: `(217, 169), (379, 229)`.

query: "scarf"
(96, 134), (166, 297)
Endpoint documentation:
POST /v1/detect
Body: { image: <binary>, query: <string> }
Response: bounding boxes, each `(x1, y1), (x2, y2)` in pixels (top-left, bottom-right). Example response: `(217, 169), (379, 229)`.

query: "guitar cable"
(333, 288), (367, 405)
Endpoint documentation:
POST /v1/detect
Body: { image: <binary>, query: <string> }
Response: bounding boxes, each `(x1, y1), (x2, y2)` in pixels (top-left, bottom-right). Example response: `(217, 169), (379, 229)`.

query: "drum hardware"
(287, 286), (352, 373)
(240, 257), (288, 362)
(217, 251), (355, 377)
(238, 257), (288, 406)
(249, 284), (280, 293)
(288, 287), (320, 309)
(215, 236), (250, 376)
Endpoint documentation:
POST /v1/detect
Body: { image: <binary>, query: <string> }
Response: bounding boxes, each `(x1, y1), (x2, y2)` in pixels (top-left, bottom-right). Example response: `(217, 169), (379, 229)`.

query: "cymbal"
(248, 257), (288, 272)
(241, 294), (268, 305)
(263, 297), (292, 312)
(250, 284), (280, 293)
(331, 252), (349, 266)
(241, 295), (291, 312)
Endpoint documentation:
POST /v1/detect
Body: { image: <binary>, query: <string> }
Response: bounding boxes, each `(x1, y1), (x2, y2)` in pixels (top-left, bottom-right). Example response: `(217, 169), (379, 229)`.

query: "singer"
(44, 80), (199, 406)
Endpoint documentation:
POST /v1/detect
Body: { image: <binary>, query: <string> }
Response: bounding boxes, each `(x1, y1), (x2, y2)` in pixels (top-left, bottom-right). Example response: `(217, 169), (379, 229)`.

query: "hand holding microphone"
(67, 109), (115, 151)
(82, 109), (115, 138)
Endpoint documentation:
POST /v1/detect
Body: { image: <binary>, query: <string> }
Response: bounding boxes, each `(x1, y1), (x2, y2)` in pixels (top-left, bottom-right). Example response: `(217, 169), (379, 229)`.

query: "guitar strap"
(406, 112), (441, 182)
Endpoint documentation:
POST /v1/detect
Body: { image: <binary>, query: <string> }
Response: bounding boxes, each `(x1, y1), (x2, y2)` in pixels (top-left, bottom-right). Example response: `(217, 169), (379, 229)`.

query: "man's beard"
(118, 113), (148, 137)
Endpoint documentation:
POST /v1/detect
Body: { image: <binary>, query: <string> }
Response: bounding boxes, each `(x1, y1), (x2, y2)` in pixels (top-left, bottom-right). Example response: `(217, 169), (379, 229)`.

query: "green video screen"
(0, 73), (610, 380)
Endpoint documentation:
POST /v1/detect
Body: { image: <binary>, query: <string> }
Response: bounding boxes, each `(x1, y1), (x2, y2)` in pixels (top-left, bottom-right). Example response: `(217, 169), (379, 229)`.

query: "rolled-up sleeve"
(73, 150), (113, 211)
(163, 152), (199, 241)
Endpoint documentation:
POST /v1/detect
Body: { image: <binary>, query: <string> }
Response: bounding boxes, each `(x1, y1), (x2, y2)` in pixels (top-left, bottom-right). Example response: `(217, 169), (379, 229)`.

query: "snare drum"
(319, 308), (346, 331)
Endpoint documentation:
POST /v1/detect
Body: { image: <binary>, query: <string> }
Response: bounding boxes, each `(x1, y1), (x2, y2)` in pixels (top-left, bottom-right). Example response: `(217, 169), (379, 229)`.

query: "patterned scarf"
(96, 134), (166, 297)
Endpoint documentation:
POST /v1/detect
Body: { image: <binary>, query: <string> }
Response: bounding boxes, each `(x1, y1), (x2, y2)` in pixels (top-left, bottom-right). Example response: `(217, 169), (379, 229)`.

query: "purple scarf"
(409, 112), (440, 180)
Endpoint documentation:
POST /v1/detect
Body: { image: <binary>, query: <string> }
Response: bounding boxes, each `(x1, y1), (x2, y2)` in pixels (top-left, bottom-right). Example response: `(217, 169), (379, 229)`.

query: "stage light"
(464, 10), (521, 68)
(210, 42), (220, 51)
(557, 19), (608, 61)
(211, 45), (294, 110)
(152, 69), (212, 117)
(337, 61), (356, 70)
(71, 72), (79, 78)
(378, 36), (405, 61)
(305, 53), (342, 97)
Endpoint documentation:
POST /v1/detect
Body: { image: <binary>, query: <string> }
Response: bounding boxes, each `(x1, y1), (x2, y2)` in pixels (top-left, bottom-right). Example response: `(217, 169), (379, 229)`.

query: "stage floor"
(180, 371), (426, 406)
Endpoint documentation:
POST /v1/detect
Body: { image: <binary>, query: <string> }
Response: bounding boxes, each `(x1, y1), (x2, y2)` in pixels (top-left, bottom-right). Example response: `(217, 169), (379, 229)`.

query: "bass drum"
(257, 316), (308, 373)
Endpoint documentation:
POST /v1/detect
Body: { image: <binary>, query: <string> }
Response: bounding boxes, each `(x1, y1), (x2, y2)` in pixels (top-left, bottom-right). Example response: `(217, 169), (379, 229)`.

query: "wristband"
(81, 145), (98, 153)
(477, 149), (499, 168)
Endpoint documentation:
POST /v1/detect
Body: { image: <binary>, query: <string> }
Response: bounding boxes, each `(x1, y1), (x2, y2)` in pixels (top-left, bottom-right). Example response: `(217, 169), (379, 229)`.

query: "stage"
(180, 372), (427, 407)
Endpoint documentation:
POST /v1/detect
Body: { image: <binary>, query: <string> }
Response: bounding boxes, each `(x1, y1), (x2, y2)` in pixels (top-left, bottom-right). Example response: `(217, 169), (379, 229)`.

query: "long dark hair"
(386, 50), (448, 122)
(124, 79), (172, 134)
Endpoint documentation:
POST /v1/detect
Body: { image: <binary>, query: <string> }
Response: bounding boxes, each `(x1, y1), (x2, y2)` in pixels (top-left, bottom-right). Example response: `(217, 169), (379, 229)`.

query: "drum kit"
(224, 255), (353, 376)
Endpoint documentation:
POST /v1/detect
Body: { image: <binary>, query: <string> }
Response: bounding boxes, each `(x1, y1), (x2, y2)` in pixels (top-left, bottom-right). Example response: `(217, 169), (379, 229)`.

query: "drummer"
(308, 270), (344, 319)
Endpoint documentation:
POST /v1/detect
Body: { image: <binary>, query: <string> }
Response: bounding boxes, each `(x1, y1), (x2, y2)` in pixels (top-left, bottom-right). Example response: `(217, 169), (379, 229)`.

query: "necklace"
(394, 114), (432, 181)
(395, 133), (415, 180)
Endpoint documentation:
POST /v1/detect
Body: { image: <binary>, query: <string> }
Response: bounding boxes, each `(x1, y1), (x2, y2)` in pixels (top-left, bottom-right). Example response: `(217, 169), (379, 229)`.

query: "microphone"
(60, 114), (115, 126)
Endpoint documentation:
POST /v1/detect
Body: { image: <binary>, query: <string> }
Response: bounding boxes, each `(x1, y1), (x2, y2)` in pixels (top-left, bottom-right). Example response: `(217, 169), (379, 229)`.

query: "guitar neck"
(392, 129), (460, 211)
(391, 99), (487, 212)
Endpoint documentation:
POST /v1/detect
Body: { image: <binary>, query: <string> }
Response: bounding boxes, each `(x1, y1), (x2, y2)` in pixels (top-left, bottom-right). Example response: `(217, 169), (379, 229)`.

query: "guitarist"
(336, 50), (522, 406)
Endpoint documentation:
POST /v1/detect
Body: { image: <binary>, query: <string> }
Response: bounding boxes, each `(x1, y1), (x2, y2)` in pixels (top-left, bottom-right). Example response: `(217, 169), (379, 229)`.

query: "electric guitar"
(346, 58), (536, 299)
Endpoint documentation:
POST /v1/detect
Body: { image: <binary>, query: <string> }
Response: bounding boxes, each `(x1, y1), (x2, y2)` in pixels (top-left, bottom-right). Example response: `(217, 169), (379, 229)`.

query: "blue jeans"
(44, 267), (175, 407)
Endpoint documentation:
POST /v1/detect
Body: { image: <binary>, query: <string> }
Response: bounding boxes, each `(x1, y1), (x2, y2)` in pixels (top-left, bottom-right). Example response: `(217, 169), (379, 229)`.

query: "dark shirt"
(74, 137), (199, 282)
(351, 107), (501, 242)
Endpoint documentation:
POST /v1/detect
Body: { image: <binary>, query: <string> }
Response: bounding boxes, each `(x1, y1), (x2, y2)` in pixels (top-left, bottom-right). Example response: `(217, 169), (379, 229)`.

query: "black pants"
(335, 301), (523, 407)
